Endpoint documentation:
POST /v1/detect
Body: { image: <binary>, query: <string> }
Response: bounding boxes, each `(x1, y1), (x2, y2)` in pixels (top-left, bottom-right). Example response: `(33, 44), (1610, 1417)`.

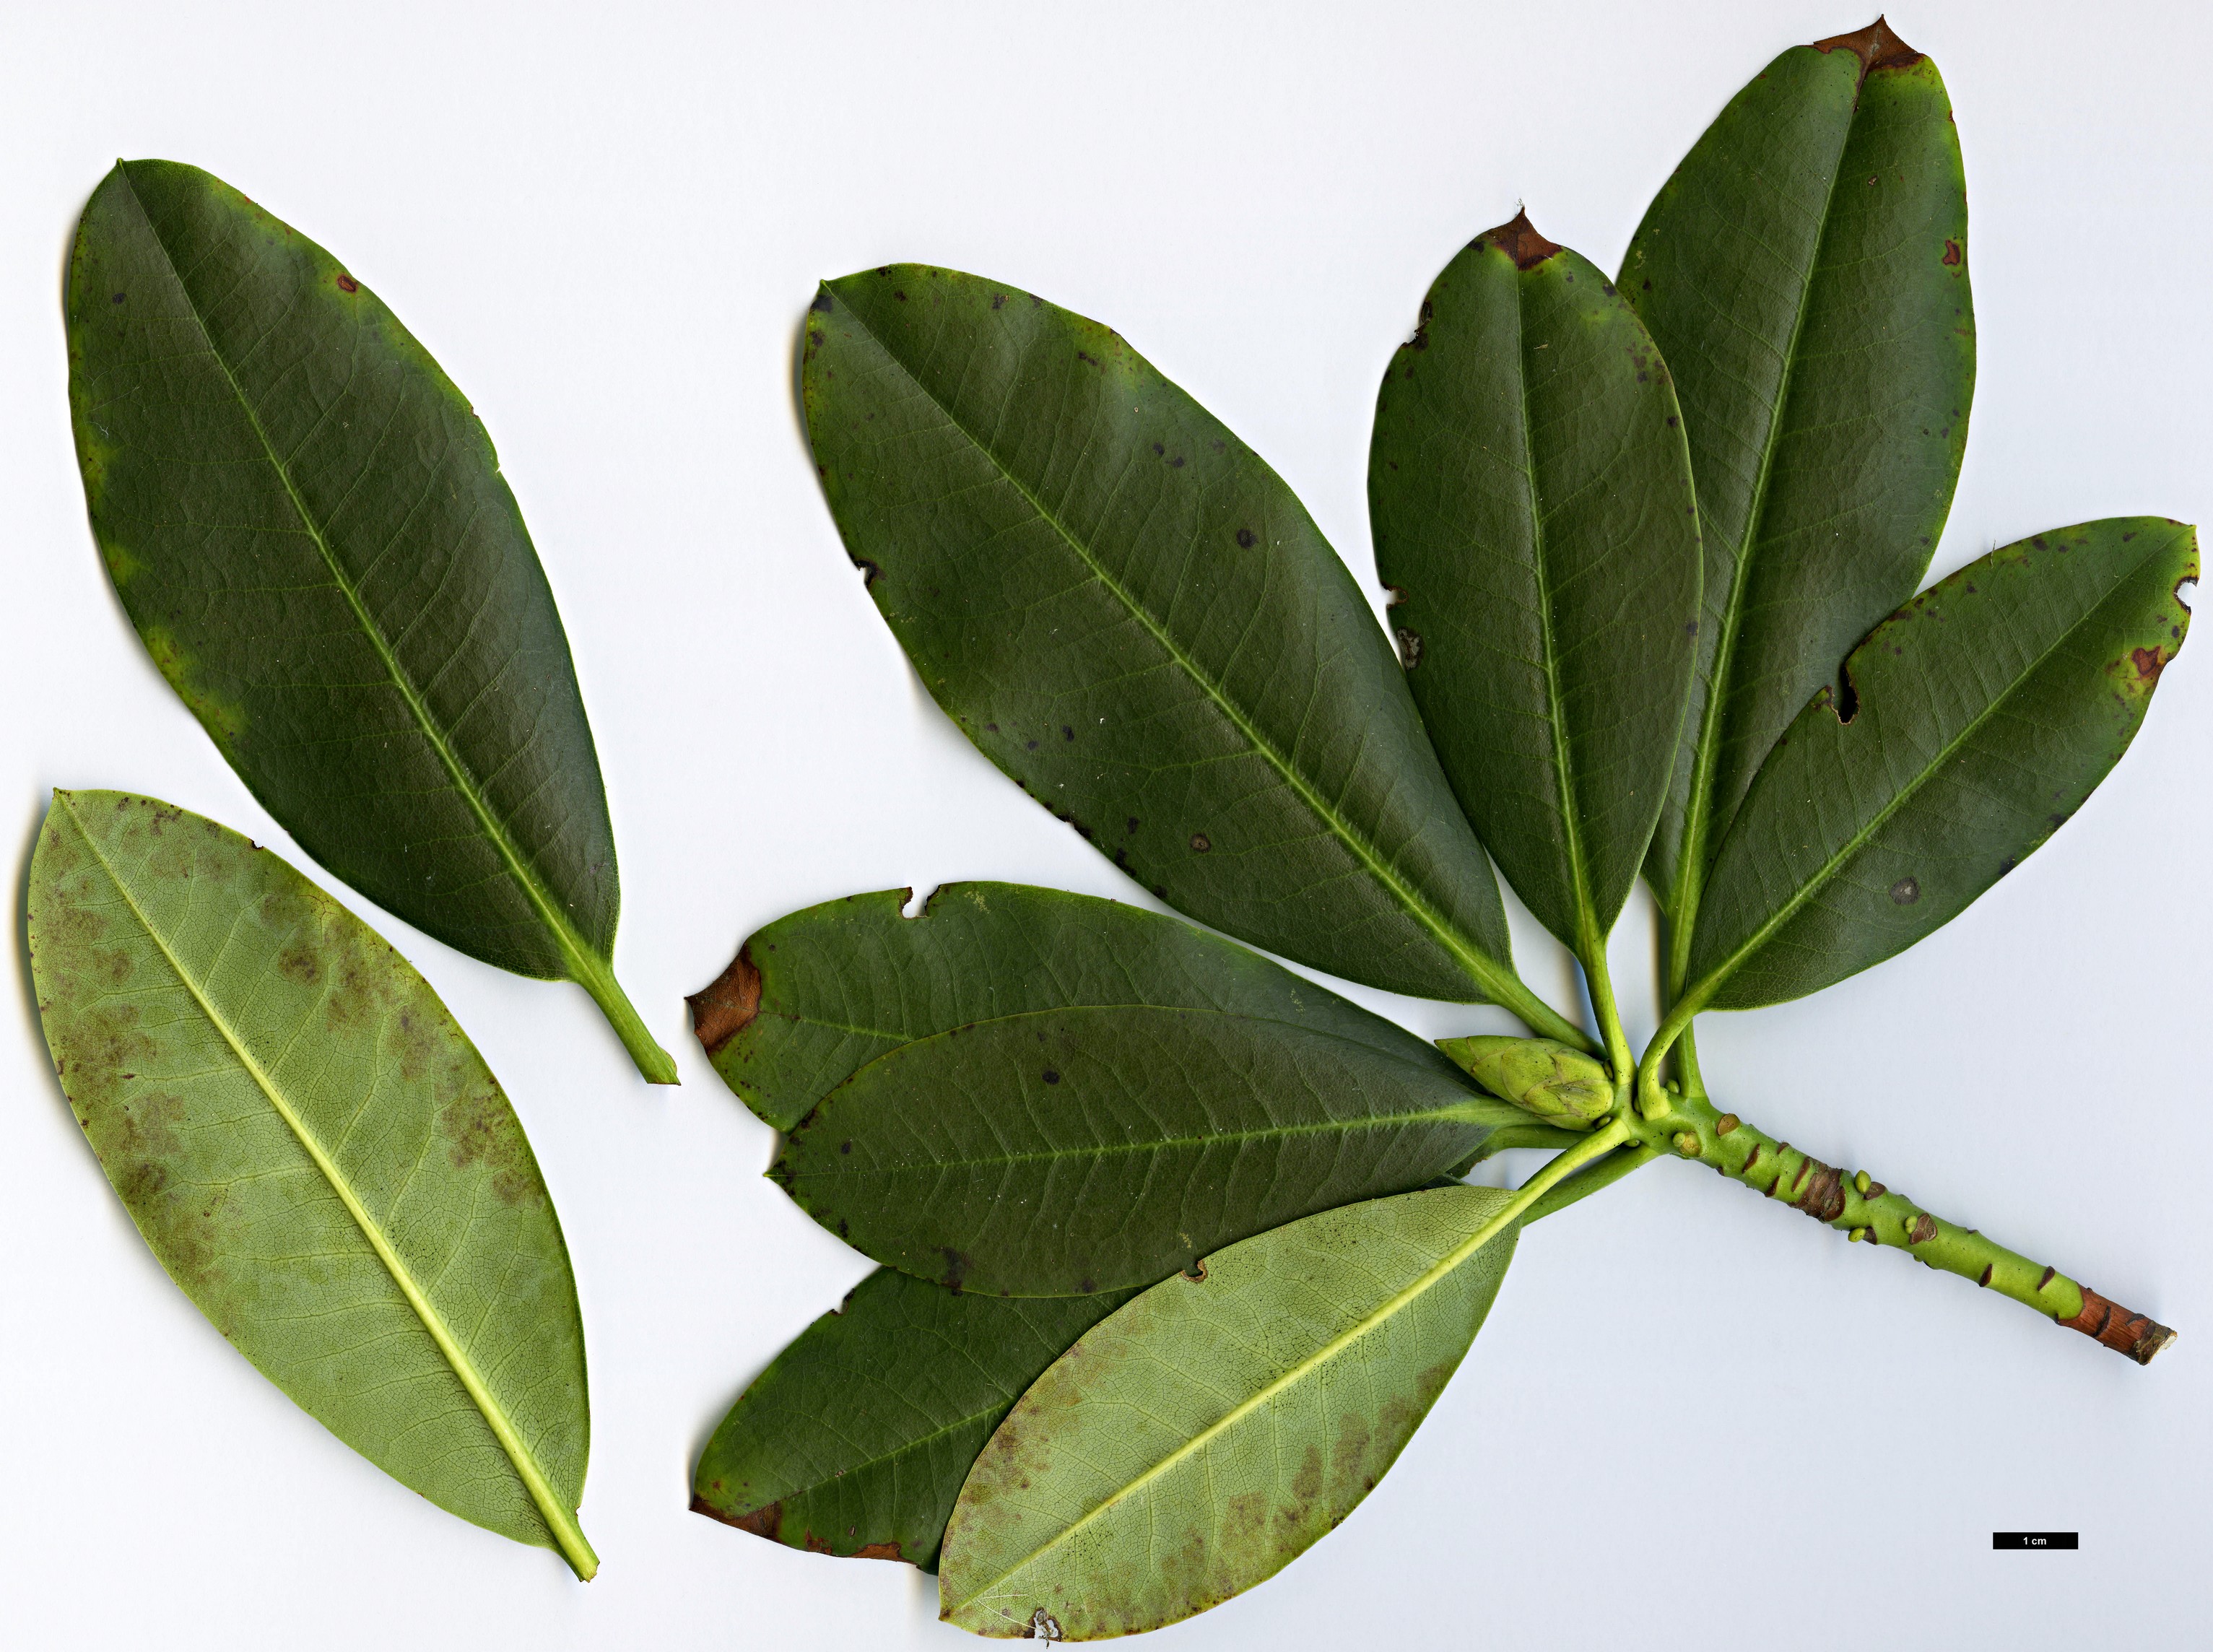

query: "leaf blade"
(1370, 219), (1700, 952)
(692, 1269), (1131, 1570)
(28, 790), (594, 1573)
(1686, 518), (2196, 1009)
(1622, 23), (1975, 949)
(803, 264), (1565, 1025)
(938, 1186), (1518, 1638)
(64, 159), (671, 1081)
(691, 881), (1472, 1134)
(771, 997), (1526, 1297)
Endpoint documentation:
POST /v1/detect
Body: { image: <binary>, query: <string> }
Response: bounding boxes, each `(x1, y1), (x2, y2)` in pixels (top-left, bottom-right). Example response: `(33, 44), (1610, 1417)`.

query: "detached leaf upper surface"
(692, 1267), (1131, 1570)
(691, 882), (1481, 1134)
(1689, 518), (2196, 1009)
(65, 160), (664, 1076)
(27, 790), (592, 1570)
(1622, 22), (1974, 941)
(938, 1186), (1518, 1639)
(1370, 219), (1700, 955)
(802, 264), (1526, 1007)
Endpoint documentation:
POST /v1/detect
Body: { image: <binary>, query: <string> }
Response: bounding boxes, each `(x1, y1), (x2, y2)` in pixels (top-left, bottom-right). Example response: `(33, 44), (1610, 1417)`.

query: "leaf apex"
(1473, 208), (1561, 271)
(1812, 16), (1925, 74)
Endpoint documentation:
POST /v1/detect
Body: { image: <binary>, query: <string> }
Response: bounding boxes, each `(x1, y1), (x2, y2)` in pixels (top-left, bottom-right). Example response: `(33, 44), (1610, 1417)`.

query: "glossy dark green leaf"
(1686, 518), (2196, 1009)
(1621, 21), (1974, 967)
(692, 1268), (1131, 1570)
(802, 264), (1581, 1041)
(1370, 214), (1700, 956)
(688, 881), (1490, 1135)
(65, 160), (672, 1082)
(768, 984), (1534, 1296)
(27, 790), (595, 1575)
(938, 1186), (1518, 1638)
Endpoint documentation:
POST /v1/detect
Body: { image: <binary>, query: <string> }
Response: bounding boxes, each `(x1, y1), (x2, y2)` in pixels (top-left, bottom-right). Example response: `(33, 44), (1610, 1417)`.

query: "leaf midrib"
(114, 165), (601, 985)
(58, 792), (583, 1559)
(944, 1194), (1514, 1614)
(1686, 563), (2144, 1004)
(1666, 76), (1858, 936)
(1510, 266), (1601, 957)
(832, 291), (1517, 1005)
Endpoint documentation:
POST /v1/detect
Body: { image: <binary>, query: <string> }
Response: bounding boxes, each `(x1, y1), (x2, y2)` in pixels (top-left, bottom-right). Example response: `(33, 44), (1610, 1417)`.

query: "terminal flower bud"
(1435, 1035), (1613, 1128)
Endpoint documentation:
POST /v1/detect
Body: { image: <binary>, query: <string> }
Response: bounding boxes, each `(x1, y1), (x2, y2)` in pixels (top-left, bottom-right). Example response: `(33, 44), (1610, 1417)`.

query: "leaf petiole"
(568, 946), (679, 1084)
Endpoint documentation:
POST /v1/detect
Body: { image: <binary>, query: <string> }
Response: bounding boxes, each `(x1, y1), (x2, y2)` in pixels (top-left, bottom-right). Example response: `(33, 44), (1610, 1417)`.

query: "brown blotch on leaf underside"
(1812, 17), (1924, 74)
(2060, 1288), (2177, 1364)
(2131, 645), (2170, 684)
(687, 945), (762, 1056)
(1476, 209), (1561, 271)
(692, 1494), (780, 1539)
(851, 1541), (905, 1562)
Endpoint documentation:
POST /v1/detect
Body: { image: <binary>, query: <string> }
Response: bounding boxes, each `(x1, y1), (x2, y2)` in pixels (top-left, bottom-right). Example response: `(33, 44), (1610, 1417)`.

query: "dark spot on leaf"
(1942, 239), (1962, 266)
(1684, 618), (1698, 637)
(1889, 877), (1920, 905)
(1190, 833), (1212, 853)
(1169, 456), (1185, 468)
(1998, 856), (2017, 877)
(991, 294), (1004, 309)
(1076, 351), (1099, 368)
(839, 1139), (852, 1155)
(1126, 817), (1139, 835)
(941, 1248), (970, 1292)
(1666, 414), (1679, 427)
(1152, 443), (1164, 456)
(112, 291), (125, 304)
(1235, 528), (1256, 549)
(1062, 726), (1074, 742)
(336, 274), (358, 293)
(1026, 739), (1039, 749)
(893, 290), (906, 301)
(2131, 645), (2168, 683)
(809, 291), (832, 313)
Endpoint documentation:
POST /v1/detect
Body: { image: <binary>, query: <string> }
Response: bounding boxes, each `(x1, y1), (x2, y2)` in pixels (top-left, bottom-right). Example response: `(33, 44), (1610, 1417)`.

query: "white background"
(2, 1), (2207, 1644)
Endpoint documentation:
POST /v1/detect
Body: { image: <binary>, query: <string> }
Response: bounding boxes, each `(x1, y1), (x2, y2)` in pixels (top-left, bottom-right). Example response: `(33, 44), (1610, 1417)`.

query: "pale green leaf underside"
(939, 1185), (1516, 1638)
(27, 790), (593, 1573)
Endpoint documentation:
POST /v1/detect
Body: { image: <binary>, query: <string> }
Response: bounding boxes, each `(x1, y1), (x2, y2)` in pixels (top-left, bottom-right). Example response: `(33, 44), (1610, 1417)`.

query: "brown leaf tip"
(1813, 17), (1924, 74)
(1476, 209), (1561, 271)
(687, 944), (762, 1057)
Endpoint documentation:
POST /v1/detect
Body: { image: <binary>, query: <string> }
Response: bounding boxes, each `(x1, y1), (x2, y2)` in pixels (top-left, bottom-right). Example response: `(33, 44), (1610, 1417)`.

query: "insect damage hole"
(900, 884), (939, 918)
(2175, 576), (2196, 613)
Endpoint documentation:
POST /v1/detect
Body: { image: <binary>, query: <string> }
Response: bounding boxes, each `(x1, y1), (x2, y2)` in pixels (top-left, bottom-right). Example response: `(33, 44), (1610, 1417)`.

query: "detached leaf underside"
(27, 791), (592, 1572)
(692, 1267), (1132, 1570)
(1370, 218), (1700, 955)
(939, 1186), (1518, 1639)
(773, 1000), (1529, 1298)
(65, 160), (666, 1077)
(1623, 22), (1974, 949)
(801, 264), (1528, 1009)
(1689, 518), (2196, 1009)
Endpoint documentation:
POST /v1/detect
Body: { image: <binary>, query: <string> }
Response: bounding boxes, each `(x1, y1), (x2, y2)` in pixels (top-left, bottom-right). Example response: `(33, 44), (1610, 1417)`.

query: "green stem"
(571, 955), (679, 1084)
(1495, 972), (1599, 1057)
(1578, 937), (1634, 1083)
(1490, 1117), (1635, 1227)
(1627, 1090), (2176, 1365)
(1523, 1143), (1658, 1223)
